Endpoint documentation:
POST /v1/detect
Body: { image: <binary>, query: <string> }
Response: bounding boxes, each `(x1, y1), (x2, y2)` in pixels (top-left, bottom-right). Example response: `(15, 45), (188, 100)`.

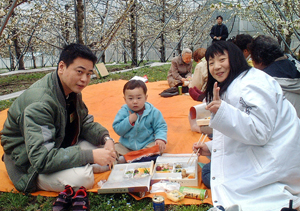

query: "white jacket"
(206, 68), (300, 211)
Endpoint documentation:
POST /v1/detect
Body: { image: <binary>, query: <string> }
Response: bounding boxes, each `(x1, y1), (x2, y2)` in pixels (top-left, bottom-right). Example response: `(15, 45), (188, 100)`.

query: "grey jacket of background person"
(210, 24), (229, 41)
(263, 56), (300, 118)
(167, 55), (193, 87)
(1, 72), (109, 193)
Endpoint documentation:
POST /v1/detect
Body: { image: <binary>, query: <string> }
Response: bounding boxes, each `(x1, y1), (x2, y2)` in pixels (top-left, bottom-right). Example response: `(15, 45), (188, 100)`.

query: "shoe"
(71, 186), (90, 211)
(52, 185), (75, 211)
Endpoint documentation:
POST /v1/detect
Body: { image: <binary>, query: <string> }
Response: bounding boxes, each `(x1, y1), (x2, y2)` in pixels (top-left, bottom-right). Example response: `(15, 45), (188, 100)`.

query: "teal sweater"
(113, 102), (167, 151)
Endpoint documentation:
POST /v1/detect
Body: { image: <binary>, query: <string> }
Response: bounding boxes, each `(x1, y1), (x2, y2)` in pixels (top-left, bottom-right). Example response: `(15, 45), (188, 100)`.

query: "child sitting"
(113, 80), (168, 159)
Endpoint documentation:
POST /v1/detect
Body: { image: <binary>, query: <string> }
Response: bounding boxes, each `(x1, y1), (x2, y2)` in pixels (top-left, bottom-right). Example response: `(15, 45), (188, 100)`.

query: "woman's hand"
(206, 82), (221, 114)
(192, 142), (211, 156)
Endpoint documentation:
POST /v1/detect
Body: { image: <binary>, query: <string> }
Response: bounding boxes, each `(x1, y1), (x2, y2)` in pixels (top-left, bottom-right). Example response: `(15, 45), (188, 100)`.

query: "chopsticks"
(187, 133), (207, 165)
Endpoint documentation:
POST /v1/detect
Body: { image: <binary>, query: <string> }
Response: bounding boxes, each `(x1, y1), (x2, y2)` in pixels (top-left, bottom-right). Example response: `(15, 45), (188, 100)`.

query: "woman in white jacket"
(193, 41), (300, 211)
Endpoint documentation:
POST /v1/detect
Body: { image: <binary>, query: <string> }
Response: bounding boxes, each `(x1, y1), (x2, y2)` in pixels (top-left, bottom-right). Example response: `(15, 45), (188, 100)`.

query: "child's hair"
(205, 41), (250, 102)
(123, 80), (147, 95)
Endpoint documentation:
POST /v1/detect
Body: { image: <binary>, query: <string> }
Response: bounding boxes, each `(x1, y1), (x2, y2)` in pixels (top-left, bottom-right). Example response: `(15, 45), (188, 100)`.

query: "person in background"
(232, 34), (253, 66)
(188, 48), (212, 135)
(249, 35), (300, 118)
(1, 44), (117, 194)
(210, 15), (229, 42)
(113, 80), (167, 156)
(193, 41), (300, 210)
(167, 48), (193, 92)
(189, 48), (207, 102)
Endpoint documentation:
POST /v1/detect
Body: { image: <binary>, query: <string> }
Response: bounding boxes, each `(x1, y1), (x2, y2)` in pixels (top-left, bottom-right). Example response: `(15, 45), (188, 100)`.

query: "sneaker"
(53, 185), (75, 211)
(71, 186), (90, 211)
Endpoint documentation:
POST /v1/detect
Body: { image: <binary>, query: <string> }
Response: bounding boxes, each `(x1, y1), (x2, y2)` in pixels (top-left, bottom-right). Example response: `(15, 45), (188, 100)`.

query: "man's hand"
(128, 110), (138, 124)
(206, 82), (221, 114)
(181, 78), (188, 83)
(155, 139), (166, 153)
(192, 142), (211, 156)
(104, 139), (115, 152)
(92, 148), (116, 169)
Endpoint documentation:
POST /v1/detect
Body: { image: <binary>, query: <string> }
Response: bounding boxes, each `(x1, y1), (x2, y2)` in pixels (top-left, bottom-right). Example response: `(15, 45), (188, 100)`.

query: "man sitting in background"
(233, 34), (253, 66)
(249, 35), (300, 118)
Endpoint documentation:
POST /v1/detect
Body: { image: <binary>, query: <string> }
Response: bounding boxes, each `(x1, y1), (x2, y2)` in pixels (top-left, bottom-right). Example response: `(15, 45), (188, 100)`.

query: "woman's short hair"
(181, 48), (192, 56)
(205, 41), (250, 102)
(248, 35), (284, 67)
(193, 48), (207, 62)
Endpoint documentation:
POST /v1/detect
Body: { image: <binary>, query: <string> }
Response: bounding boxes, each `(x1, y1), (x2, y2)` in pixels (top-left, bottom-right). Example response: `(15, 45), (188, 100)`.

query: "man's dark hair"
(123, 80), (147, 95)
(58, 43), (97, 67)
(216, 15), (223, 20)
(233, 34), (253, 51)
(248, 35), (284, 67)
(205, 41), (250, 102)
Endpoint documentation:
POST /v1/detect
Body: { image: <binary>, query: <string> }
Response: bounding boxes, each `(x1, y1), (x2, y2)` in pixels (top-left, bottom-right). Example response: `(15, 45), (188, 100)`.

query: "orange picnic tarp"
(0, 80), (212, 205)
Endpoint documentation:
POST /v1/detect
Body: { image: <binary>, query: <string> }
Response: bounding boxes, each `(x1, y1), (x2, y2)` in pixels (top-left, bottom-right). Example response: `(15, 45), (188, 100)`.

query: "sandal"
(71, 186), (89, 211)
(52, 185), (75, 211)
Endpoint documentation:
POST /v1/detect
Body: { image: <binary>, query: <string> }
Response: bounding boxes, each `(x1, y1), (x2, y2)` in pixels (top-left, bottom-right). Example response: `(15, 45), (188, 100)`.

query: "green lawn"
(0, 61), (212, 211)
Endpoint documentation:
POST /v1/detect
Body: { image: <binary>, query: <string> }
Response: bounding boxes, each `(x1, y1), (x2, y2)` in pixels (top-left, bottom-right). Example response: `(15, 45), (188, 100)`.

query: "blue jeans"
(202, 162), (211, 189)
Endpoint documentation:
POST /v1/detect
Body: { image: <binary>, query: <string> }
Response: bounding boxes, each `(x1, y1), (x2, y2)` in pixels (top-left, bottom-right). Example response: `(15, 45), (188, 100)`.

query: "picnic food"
(181, 169), (187, 178)
(166, 190), (185, 202)
(155, 163), (173, 173)
(179, 186), (208, 200)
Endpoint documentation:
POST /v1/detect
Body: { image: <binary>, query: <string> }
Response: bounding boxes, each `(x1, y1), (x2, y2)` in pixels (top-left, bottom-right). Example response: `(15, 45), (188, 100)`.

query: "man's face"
(58, 57), (94, 96)
(217, 17), (223, 25)
(182, 53), (192, 64)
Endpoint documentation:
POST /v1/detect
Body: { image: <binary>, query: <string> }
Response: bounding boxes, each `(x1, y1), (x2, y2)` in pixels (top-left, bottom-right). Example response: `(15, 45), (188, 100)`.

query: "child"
(193, 41), (300, 210)
(113, 80), (167, 157)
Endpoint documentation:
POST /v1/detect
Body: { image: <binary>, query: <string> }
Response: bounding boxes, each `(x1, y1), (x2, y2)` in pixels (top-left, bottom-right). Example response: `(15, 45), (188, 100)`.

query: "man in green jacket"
(1, 43), (116, 193)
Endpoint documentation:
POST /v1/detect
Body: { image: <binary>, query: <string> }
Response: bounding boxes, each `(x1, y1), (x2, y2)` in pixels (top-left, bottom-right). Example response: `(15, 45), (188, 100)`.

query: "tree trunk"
(31, 47), (37, 68)
(130, 1), (137, 66)
(284, 32), (292, 53)
(9, 45), (14, 71)
(177, 28), (182, 55)
(64, 4), (70, 44)
(123, 39), (127, 63)
(76, 0), (84, 44)
(12, 29), (25, 70)
(140, 41), (144, 63)
(160, 0), (166, 62)
(101, 51), (105, 63)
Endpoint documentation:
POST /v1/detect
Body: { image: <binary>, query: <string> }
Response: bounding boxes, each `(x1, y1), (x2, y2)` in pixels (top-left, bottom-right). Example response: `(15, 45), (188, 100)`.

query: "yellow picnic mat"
(0, 80), (212, 205)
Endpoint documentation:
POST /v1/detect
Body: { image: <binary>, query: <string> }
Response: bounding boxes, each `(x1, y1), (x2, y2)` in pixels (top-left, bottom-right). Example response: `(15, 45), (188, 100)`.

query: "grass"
(0, 191), (212, 210)
(0, 61), (212, 210)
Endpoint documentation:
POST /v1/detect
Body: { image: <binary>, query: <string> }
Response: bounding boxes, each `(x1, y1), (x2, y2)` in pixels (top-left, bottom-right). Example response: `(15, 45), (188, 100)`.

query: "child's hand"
(155, 139), (166, 153)
(128, 110), (138, 124)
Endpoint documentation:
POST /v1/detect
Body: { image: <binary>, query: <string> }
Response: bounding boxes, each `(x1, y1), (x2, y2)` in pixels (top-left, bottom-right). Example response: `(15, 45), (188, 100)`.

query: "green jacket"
(1, 72), (109, 193)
